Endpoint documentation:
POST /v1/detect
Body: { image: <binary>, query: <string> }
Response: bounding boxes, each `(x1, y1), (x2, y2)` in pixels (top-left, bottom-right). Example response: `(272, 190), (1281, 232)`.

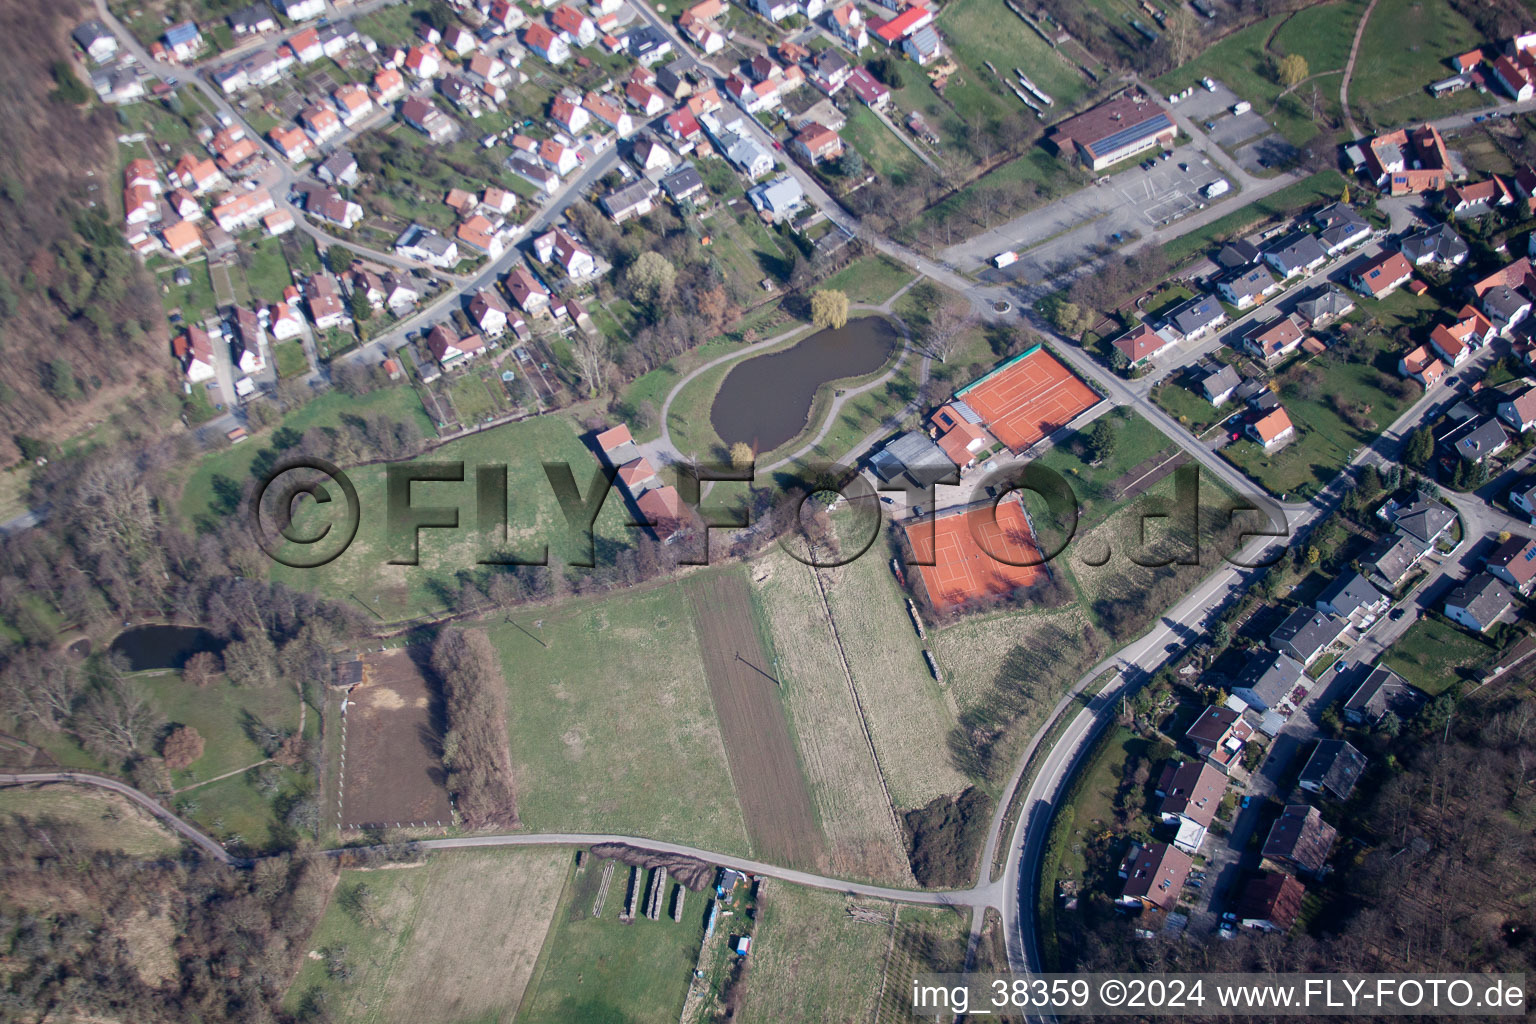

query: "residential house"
(1231, 649), (1305, 714)
(747, 175), (805, 222)
(263, 209), (295, 236)
(551, 95), (591, 133)
(1236, 872), (1306, 934)
(1240, 315), (1306, 363)
(305, 189), (362, 230)
(626, 80), (667, 116)
(167, 189), (202, 222)
(1295, 284), (1356, 328)
(348, 269), (386, 310)
(661, 164), (706, 204)
(395, 225), (459, 268)
(1215, 239), (1261, 269)
(1349, 250), (1414, 299)
(1311, 202), (1372, 254)
(1487, 534), (1536, 592)
(163, 21), (204, 62)
(232, 308), (266, 375)
(467, 53), (510, 88)
(306, 274), (346, 329)
(1448, 176), (1515, 217)
(551, 4), (598, 46)
(1472, 258), (1536, 333)
(1155, 760), (1226, 854)
(1184, 705), (1253, 774)
(1380, 490), (1456, 549)
(1316, 570), (1389, 622)
(92, 68), (145, 104)
(301, 104), (342, 143)
(481, 188), (517, 215)
(275, 0), (325, 20)
(872, 4), (935, 45)
(487, 0), (528, 32)
(584, 91), (634, 134)
(332, 84), (373, 125)
(1491, 52), (1536, 100)
(903, 24), (943, 64)
(267, 302), (304, 341)
(538, 138), (579, 176)
(270, 126), (316, 163)
(634, 484), (692, 543)
(845, 68), (890, 108)
(123, 183), (157, 228)
(467, 288), (513, 336)
(1398, 345), (1446, 388)
(809, 49), (852, 94)
(162, 220), (203, 259)
(1198, 363), (1241, 407)
(1261, 232), (1328, 279)
(1362, 532), (1428, 591)
(655, 60), (695, 99)
(1269, 608), (1347, 667)
(827, 2), (868, 50)
(524, 24), (570, 64)
(1112, 323), (1175, 368)
(1344, 665), (1426, 726)
(404, 43), (444, 78)
(1298, 739), (1367, 801)
(533, 228), (597, 278)
(172, 326), (217, 382)
(1366, 124), (1453, 195)
(627, 26), (671, 66)
(457, 214), (507, 257)
(382, 273), (421, 314)
(73, 20), (119, 63)
(600, 179), (658, 223)
(1263, 804), (1337, 874)
(1247, 406), (1295, 449)
(444, 25), (477, 53)
(316, 150), (359, 187)
(211, 188), (275, 233)
(1399, 222), (1469, 267)
(752, 0), (798, 21)
(631, 136), (675, 172)
(125, 158), (159, 194)
(791, 122), (843, 165)
(1217, 263), (1281, 309)
(1512, 479), (1536, 521)
(1453, 418), (1510, 463)
(1116, 841), (1192, 911)
(1165, 294), (1227, 340)
(929, 402), (989, 469)
(172, 154), (223, 195)
(1443, 573), (1513, 632)
(426, 324), (486, 369)
(401, 97), (455, 142)
(1499, 388), (1536, 433)
(505, 267), (551, 313)
(1429, 307), (1494, 366)
(663, 108), (703, 148)
(373, 67), (407, 103)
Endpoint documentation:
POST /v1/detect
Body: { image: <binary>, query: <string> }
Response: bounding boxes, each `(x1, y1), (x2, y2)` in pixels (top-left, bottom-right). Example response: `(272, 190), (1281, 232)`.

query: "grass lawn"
(0, 785), (181, 857)
(1029, 407), (1178, 532)
(939, 0), (1091, 114)
(1348, 0), (1491, 130)
(907, 146), (1088, 249)
(1152, 378), (1229, 435)
(1162, 170), (1347, 267)
(1381, 615), (1499, 695)
(351, 1), (435, 47)
(174, 766), (306, 854)
(273, 339), (308, 378)
(135, 670), (301, 786)
(1221, 342), (1416, 499)
(164, 259), (220, 327)
(817, 254), (917, 307)
(240, 235), (297, 305)
(268, 414), (637, 621)
(286, 848), (571, 1024)
(179, 385), (434, 527)
(445, 370), (496, 424)
(518, 851), (708, 1024)
(479, 579), (752, 853)
(842, 104), (926, 186)
(731, 885), (894, 1023)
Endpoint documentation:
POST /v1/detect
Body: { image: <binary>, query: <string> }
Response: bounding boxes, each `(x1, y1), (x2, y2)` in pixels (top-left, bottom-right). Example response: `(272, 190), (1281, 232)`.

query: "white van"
(1202, 178), (1230, 198)
(993, 250), (1019, 268)
(1231, 100), (1252, 115)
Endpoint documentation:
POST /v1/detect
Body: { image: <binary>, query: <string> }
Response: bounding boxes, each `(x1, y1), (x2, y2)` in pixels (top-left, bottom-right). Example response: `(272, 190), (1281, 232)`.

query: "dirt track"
(341, 648), (452, 828)
(687, 573), (825, 870)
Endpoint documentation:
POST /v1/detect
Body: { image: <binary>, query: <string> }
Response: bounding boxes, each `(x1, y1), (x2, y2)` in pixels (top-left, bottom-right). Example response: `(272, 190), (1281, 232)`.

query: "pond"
(109, 624), (224, 672)
(709, 316), (900, 454)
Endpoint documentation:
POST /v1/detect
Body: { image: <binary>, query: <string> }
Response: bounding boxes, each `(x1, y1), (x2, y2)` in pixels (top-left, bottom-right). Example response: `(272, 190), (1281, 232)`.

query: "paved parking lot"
(1170, 80), (1242, 122)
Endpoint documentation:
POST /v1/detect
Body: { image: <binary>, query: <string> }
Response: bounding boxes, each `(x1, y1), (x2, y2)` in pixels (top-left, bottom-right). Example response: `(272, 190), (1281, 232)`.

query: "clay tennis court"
(955, 346), (1100, 452)
(904, 499), (1045, 609)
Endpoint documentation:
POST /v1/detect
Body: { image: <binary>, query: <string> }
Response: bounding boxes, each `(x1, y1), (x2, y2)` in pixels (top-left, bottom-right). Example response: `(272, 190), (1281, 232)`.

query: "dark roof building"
(1298, 739), (1367, 800)
(1263, 804), (1337, 874)
(1235, 871), (1306, 933)
(1343, 665), (1426, 726)
(1486, 534), (1536, 592)
(1295, 284), (1356, 327)
(1116, 841), (1192, 911)
(1269, 608), (1347, 666)
(869, 430), (955, 489)
(1443, 572), (1513, 633)
(1399, 223), (1469, 266)
(1315, 570), (1388, 620)
(1362, 532), (1425, 590)
(1232, 649), (1305, 713)
(1184, 705), (1253, 772)
(1165, 294), (1227, 339)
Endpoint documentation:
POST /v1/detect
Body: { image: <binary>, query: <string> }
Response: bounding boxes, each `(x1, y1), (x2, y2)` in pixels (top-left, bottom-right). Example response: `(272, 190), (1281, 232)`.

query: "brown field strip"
(341, 648), (451, 829)
(687, 572), (825, 869)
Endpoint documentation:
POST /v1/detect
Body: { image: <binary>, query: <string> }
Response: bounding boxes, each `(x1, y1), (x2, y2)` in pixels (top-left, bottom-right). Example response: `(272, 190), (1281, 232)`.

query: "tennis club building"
(1047, 93), (1175, 171)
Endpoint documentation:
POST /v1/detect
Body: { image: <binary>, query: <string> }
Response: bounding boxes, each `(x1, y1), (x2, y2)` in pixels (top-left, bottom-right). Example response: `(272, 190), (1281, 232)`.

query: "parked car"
(1240, 795), (1255, 808)
(1218, 922), (1236, 938)
(1390, 607), (1406, 620)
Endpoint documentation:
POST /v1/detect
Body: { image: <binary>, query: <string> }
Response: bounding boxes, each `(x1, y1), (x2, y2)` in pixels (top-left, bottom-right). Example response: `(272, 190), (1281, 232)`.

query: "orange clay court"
(905, 499), (1045, 609)
(956, 346), (1100, 452)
